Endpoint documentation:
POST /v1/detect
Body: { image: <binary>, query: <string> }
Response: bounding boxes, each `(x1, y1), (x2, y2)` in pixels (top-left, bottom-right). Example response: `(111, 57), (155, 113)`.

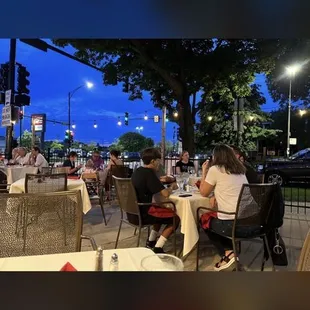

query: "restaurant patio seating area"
(80, 199), (308, 271)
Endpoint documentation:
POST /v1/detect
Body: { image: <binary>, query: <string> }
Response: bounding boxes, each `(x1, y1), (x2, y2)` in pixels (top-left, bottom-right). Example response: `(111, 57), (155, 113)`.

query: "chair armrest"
(197, 206), (236, 215)
(138, 201), (176, 211)
(81, 235), (97, 250)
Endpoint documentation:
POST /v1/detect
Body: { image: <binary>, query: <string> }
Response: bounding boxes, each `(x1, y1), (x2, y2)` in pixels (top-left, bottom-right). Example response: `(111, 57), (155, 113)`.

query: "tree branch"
(129, 40), (184, 98)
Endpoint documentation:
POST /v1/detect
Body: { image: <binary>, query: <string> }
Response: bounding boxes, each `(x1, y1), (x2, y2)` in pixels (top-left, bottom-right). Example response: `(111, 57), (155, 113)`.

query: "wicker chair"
(25, 173), (68, 193)
(113, 176), (177, 255)
(196, 183), (279, 271)
(41, 167), (53, 175)
(52, 166), (71, 174)
(81, 172), (107, 225)
(0, 191), (96, 257)
(105, 165), (130, 201)
(297, 230), (310, 271)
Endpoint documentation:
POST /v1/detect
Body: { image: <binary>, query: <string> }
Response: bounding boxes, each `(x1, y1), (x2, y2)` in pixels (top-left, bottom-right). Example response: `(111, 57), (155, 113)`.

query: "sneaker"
(146, 239), (156, 249)
(153, 247), (165, 254)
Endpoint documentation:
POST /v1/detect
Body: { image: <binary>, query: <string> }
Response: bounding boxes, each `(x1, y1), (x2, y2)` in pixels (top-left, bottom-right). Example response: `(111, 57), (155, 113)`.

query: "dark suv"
(258, 148), (310, 185)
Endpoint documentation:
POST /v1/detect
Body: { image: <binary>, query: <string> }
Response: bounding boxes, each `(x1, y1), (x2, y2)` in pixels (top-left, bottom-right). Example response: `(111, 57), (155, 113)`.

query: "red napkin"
(195, 180), (201, 189)
(60, 262), (77, 271)
(67, 176), (80, 180)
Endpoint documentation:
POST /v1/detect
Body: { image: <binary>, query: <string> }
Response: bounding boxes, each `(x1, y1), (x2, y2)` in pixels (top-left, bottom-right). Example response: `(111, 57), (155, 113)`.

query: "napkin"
(67, 176), (80, 180)
(60, 262), (77, 271)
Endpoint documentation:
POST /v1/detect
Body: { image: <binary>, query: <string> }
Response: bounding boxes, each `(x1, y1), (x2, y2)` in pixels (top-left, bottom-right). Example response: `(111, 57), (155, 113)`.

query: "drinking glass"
(141, 254), (184, 271)
(175, 175), (184, 193)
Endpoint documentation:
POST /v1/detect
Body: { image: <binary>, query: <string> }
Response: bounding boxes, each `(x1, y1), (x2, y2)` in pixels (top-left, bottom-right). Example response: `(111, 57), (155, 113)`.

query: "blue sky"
(0, 39), (279, 145)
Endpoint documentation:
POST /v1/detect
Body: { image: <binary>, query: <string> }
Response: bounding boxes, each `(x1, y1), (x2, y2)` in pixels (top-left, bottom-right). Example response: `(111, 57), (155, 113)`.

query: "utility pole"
(68, 92), (71, 149)
(161, 105), (166, 167)
(5, 39), (16, 160)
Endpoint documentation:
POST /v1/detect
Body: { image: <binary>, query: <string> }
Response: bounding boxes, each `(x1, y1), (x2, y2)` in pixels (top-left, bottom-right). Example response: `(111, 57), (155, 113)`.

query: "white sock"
(149, 230), (158, 242)
(155, 236), (167, 248)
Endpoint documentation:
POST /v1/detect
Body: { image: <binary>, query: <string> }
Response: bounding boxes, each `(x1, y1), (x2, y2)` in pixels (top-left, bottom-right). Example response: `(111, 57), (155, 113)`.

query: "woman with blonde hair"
(175, 150), (195, 174)
(199, 144), (257, 271)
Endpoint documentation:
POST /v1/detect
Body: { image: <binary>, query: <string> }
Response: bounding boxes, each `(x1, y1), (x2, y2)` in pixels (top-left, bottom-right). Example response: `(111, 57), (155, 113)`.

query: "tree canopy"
(53, 39), (279, 154)
(110, 132), (154, 152)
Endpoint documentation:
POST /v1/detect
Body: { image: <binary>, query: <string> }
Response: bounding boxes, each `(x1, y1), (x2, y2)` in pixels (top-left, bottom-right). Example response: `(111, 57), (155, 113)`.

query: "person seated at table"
(63, 151), (83, 176)
(230, 145), (260, 184)
(9, 147), (20, 164)
(30, 146), (49, 172)
(107, 150), (123, 169)
(175, 151), (195, 174)
(199, 144), (251, 271)
(16, 147), (31, 165)
(85, 150), (105, 171)
(131, 147), (180, 254)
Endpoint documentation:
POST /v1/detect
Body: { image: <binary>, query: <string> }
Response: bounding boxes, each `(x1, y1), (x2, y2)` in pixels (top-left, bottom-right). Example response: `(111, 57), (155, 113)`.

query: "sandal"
(214, 251), (236, 271)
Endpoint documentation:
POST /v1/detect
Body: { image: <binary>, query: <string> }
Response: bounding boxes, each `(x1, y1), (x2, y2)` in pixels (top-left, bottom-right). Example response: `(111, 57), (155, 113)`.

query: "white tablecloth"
(0, 166), (39, 184)
(169, 191), (210, 256)
(0, 248), (154, 271)
(9, 178), (92, 214)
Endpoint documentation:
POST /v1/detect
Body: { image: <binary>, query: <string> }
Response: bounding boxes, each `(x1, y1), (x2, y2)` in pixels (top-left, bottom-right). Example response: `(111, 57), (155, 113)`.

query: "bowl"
(140, 254), (184, 271)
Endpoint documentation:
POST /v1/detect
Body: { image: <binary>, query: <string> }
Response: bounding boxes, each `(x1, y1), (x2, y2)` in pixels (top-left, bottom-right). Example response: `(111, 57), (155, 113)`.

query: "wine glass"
(188, 167), (195, 175)
(175, 175), (184, 193)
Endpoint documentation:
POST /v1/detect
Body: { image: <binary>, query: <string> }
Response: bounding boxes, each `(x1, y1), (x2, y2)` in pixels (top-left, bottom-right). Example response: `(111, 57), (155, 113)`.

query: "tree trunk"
(179, 95), (195, 156)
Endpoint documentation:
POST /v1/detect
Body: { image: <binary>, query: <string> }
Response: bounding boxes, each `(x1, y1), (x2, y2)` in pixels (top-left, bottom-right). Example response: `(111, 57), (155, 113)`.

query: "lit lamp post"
(136, 126), (143, 133)
(68, 81), (93, 148)
(286, 64), (301, 157)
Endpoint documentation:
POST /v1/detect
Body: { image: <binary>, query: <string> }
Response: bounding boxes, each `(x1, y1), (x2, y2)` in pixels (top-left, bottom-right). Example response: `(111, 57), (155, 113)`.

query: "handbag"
(264, 228), (288, 266)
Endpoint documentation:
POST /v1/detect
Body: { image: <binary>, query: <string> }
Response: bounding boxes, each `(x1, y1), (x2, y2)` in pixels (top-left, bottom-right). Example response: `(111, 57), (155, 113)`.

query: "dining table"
(0, 165), (39, 185)
(0, 248), (156, 271)
(169, 189), (210, 257)
(9, 177), (92, 214)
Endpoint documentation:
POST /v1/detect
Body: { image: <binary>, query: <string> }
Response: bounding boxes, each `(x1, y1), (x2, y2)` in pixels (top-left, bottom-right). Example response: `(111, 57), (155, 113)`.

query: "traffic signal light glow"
(125, 112), (129, 126)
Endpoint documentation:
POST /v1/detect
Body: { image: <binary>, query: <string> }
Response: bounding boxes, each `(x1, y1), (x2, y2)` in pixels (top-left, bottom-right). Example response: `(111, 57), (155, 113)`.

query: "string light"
(173, 111), (178, 118)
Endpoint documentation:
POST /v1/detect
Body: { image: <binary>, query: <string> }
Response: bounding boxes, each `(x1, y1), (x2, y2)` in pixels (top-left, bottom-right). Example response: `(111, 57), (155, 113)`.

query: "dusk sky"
(0, 39), (280, 145)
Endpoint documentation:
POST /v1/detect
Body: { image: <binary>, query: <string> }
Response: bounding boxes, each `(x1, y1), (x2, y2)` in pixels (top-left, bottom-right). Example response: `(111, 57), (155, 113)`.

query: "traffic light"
(65, 130), (70, 141)
(124, 112), (129, 126)
(15, 94), (30, 106)
(17, 65), (30, 95)
(70, 130), (74, 143)
(0, 63), (9, 92)
(19, 109), (24, 120)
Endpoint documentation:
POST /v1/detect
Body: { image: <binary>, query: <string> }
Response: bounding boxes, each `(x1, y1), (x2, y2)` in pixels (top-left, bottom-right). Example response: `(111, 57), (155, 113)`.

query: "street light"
(68, 81), (93, 148)
(136, 126), (143, 133)
(299, 110), (307, 117)
(207, 116), (213, 121)
(173, 111), (179, 118)
(93, 121), (98, 128)
(117, 117), (122, 126)
(286, 64), (302, 157)
(144, 111), (148, 120)
(72, 123), (76, 129)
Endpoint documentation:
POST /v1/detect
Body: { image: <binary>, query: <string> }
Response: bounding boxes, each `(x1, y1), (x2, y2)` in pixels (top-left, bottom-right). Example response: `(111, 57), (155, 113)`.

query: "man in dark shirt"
(131, 148), (179, 254)
(230, 145), (260, 183)
(63, 151), (83, 176)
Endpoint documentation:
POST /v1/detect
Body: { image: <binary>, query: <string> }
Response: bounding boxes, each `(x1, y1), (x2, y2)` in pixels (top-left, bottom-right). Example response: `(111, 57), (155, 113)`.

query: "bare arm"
(176, 166), (181, 174)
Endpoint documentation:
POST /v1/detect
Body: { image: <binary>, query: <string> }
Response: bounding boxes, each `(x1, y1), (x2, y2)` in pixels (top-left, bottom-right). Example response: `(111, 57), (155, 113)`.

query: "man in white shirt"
(31, 146), (49, 172)
(16, 147), (31, 165)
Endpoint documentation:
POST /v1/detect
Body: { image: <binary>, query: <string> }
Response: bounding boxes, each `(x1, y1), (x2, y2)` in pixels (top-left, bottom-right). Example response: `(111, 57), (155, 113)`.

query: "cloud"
(87, 109), (124, 118)
(27, 96), (82, 121)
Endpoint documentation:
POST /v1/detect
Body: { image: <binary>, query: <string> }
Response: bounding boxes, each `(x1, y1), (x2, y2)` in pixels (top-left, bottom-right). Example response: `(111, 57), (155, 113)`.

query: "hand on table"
(169, 182), (178, 191)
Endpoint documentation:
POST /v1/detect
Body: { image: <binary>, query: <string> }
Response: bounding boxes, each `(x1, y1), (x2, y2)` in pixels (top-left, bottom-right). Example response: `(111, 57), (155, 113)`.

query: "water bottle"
(95, 246), (103, 271)
(109, 253), (119, 271)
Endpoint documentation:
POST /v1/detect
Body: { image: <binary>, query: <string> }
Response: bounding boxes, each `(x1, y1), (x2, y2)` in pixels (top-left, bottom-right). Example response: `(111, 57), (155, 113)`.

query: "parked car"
(259, 148), (310, 185)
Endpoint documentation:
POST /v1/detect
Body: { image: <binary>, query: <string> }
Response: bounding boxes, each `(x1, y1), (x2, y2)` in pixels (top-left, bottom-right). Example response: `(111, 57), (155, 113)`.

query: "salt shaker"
(95, 246), (103, 271)
(109, 253), (119, 271)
